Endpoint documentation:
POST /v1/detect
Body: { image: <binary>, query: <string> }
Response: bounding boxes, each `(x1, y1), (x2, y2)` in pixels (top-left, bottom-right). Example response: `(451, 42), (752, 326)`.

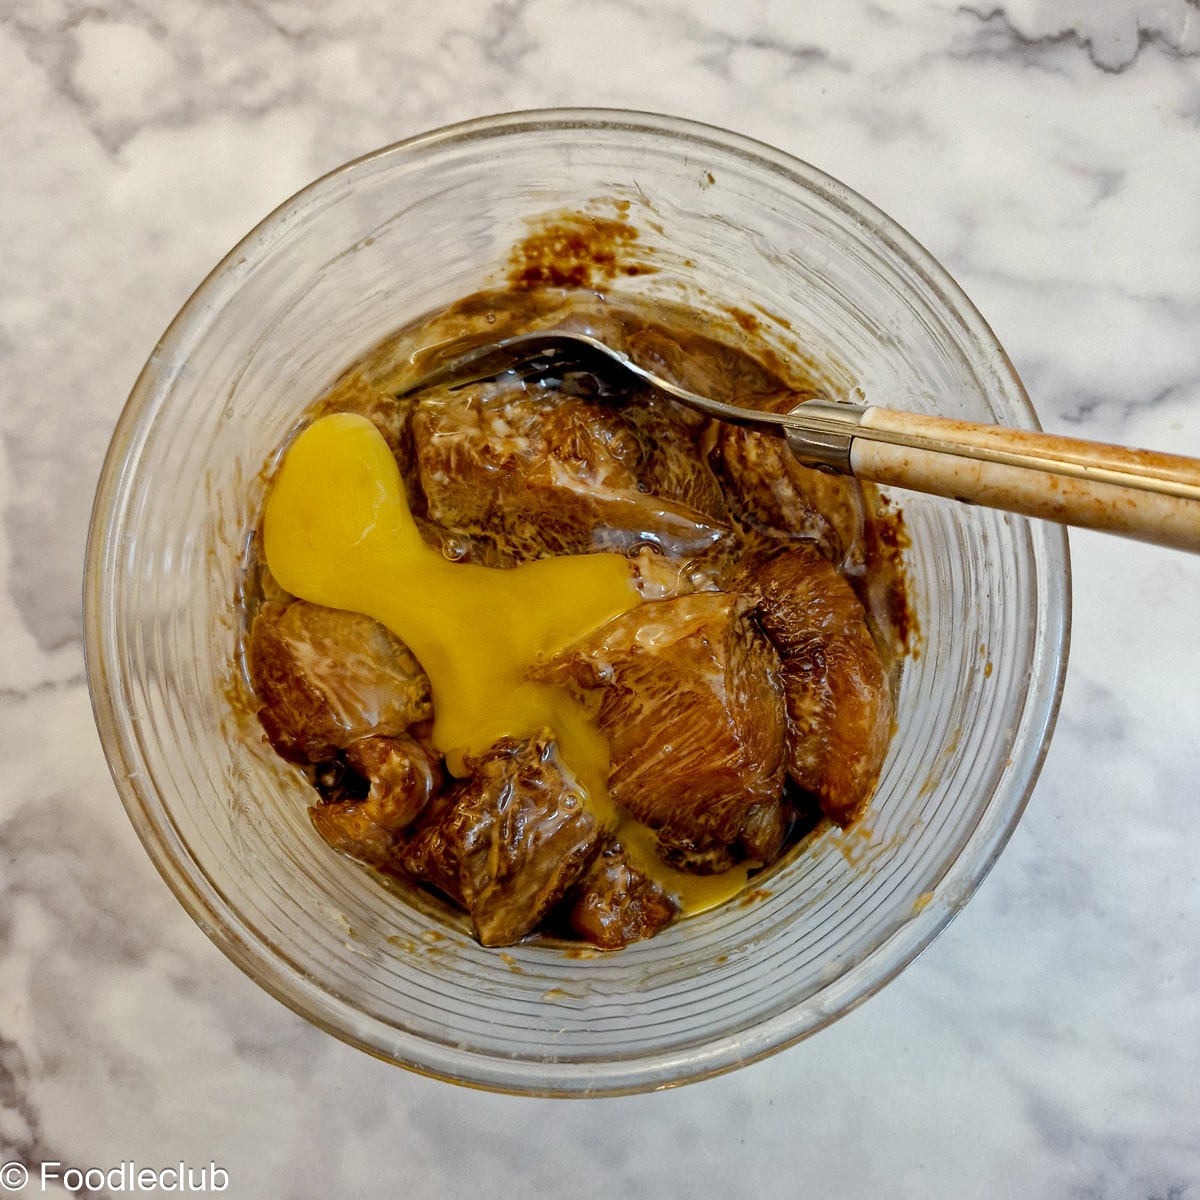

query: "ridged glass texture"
(85, 110), (1070, 1096)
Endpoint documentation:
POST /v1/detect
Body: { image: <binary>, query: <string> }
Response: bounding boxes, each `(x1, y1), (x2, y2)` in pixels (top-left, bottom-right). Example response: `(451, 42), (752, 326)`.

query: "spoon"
(395, 330), (1200, 554)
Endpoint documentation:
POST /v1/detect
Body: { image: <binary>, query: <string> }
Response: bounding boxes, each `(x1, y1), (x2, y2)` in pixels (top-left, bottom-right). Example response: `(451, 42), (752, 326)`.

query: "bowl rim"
(83, 106), (1072, 1096)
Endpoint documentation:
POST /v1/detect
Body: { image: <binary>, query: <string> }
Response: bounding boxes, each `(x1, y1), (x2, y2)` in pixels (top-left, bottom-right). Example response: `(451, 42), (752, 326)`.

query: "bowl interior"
(85, 110), (1069, 1096)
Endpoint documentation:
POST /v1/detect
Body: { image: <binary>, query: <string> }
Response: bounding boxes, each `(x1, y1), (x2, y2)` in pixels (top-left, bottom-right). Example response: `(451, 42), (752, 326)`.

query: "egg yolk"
(263, 411), (640, 812)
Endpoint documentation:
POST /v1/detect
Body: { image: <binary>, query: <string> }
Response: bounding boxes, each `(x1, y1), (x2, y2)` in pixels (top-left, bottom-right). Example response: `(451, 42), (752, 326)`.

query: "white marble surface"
(3, 0), (1199, 1196)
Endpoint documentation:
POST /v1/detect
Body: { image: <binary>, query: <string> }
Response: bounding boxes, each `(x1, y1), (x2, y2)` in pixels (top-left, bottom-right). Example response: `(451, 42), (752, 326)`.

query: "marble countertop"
(3, 1), (1199, 1196)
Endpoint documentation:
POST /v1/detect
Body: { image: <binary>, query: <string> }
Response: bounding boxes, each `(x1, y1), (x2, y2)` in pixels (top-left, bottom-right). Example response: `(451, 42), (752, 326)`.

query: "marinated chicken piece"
(401, 733), (603, 947)
(309, 733), (443, 869)
(357, 734), (440, 819)
(710, 410), (864, 565)
(410, 385), (730, 565)
(618, 393), (731, 525)
(309, 802), (398, 870)
(532, 592), (788, 848)
(249, 600), (433, 762)
(566, 842), (677, 950)
(738, 797), (793, 863)
(754, 546), (894, 826)
(655, 836), (740, 875)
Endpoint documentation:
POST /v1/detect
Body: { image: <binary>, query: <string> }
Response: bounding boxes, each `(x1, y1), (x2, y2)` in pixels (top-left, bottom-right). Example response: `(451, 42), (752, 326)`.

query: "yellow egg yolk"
(262, 411), (757, 914)
(262, 412), (639, 810)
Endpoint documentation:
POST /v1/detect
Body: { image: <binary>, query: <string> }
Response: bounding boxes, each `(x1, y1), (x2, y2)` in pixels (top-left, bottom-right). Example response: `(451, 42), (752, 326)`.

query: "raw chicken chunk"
(738, 797), (793, 863)
(618, 393), (730, 526)
(566, 842), (677, 950)
(249, 600), (433, 762)
(710, 409), (864, 565)
(753, 546), (894, 826)
(410, 385), (730, 565)
(308, 733), (443, 869)
(401, 733), (603, 947)
(347, 733), (442, 828)
(532, 592), (788, 849)
(308, 803), (398, 869)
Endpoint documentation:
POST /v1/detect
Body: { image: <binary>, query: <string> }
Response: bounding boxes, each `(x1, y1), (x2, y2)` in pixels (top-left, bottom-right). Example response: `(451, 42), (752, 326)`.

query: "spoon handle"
(787, 402), (1200, 552)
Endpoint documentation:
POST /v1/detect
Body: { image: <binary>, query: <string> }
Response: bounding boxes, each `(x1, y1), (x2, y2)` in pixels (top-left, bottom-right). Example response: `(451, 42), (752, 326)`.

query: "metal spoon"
(395, 330), (1200, 553)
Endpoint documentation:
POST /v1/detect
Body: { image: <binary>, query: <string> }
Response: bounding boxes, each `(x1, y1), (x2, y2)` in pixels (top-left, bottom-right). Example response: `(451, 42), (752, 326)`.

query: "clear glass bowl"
(84, 110), (1070, 1096)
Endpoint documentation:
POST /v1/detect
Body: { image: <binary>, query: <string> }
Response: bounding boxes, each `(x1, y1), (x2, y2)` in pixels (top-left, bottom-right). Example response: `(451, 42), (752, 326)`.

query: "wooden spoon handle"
(847, 406), (1200, 552)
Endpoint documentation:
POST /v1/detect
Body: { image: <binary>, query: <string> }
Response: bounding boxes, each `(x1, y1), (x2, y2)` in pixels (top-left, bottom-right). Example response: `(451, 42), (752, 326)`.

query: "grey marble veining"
(2, 1), (1199, 1197)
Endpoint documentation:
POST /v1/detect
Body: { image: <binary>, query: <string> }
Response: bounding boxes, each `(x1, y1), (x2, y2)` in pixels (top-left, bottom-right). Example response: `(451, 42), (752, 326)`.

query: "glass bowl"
(84, 109), (1070, 1096)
